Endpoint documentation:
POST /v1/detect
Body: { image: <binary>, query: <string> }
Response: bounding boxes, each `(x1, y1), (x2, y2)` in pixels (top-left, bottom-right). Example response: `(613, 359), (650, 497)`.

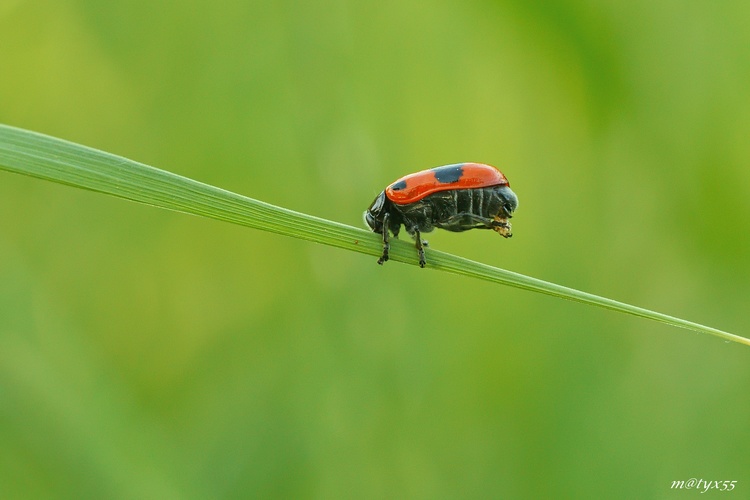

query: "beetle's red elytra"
(385, 162), (510, 205)
(364, 163), (518, 267)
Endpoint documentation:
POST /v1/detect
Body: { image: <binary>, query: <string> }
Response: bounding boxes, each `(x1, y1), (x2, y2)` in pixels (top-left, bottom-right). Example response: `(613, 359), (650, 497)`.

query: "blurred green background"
(1, 0), (749, 497)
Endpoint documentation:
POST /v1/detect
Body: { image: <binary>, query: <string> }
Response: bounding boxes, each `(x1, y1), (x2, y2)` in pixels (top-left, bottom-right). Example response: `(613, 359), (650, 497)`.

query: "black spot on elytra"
(391, 180), (407, 191)
(432, 164), (464, 184)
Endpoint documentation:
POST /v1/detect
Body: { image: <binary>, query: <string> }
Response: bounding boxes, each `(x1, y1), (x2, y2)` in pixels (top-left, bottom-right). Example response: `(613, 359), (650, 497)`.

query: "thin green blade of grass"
(1, 123), (747, 346)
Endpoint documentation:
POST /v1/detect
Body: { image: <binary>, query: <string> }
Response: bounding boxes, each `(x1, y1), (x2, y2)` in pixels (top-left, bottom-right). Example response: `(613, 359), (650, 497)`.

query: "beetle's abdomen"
(392, 185), (516, 233)
(430, 187), (503, 232)
(455, 187), (500, 218)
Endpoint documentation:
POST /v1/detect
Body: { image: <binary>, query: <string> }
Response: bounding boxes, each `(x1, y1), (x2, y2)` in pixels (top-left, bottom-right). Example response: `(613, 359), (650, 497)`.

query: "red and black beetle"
(364, 163), (518, 267)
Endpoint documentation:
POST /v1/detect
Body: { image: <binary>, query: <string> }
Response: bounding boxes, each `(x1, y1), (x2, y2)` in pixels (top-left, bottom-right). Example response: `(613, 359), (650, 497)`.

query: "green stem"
(1, 124), (747, 346)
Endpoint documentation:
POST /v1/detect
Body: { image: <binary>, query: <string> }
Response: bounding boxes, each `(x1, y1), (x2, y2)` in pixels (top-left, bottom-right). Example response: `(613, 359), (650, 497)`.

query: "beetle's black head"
(497, 185), (519, 218)
(364, 191), (388, 232)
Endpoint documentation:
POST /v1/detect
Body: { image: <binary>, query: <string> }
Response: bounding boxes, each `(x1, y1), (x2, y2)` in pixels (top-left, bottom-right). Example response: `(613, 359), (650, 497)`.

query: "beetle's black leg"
(377, 212), (390, 265)
(439, 213), (495, 230)
(414, 229), (426, 268)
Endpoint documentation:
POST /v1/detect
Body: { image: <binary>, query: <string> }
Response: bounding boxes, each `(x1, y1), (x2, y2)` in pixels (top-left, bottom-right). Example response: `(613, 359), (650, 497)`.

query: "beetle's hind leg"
(490, 217), (512, 238)
(403, 224), (427, 267)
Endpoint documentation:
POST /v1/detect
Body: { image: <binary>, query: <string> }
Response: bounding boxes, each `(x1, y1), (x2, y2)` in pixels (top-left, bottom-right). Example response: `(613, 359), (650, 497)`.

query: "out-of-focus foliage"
(1, 0), (749, 497)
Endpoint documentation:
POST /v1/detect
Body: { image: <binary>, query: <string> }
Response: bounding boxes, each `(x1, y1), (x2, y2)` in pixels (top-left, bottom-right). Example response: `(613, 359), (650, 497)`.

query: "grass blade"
(1, 124), (747, 346)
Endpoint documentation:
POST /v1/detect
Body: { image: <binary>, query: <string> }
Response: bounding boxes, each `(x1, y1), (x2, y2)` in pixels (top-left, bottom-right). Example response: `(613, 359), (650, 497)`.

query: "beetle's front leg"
(414, 229), (426, 268)
(377, 212), (390, 265)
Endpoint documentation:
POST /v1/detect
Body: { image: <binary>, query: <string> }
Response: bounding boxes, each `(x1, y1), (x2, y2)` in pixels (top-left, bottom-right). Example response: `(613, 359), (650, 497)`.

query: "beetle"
(364, 163), (518, 267)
